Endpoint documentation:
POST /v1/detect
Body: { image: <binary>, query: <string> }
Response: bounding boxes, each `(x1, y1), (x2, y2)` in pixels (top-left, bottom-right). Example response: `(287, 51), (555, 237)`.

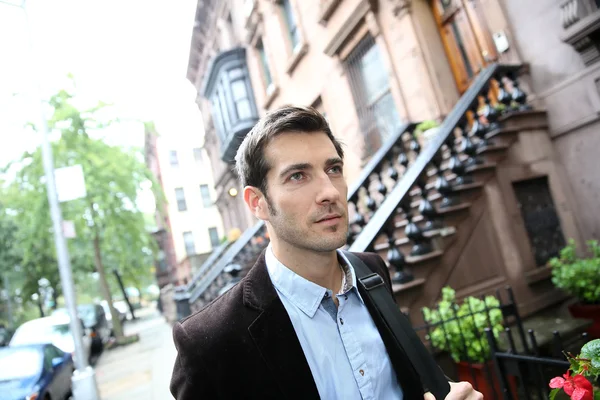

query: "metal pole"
(3, 274), (13, 330)
(7, 1), (100, 398)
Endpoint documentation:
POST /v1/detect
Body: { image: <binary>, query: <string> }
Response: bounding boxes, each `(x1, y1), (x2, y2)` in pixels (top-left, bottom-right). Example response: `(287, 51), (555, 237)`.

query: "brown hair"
(235, 105), (344, 198)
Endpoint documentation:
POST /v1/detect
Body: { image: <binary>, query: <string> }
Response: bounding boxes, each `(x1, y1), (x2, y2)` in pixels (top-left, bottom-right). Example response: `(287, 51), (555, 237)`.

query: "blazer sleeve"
(170, 321), (218, 399)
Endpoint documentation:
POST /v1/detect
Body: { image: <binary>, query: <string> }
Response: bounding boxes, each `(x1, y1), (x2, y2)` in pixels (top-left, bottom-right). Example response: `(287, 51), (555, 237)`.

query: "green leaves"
(580, 339), (600, 377)
(550, 240), (600, 304)
(422, 286), (504, 363)
(3, 85), (162, 307)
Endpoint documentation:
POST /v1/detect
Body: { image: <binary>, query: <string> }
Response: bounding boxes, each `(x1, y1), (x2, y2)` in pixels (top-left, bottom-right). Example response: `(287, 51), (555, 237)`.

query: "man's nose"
(315, 175), (341, 204)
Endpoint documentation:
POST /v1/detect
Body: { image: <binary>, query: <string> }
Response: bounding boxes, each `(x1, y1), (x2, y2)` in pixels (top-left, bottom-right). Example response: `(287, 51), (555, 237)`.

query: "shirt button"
(339, 318), (344, 325)
(359, 369), (364, 376)
(344, 295), (348, 300)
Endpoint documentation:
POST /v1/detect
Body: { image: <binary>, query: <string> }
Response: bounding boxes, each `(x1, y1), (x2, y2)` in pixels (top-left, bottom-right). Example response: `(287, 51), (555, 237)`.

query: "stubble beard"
(266, 199), (348, 252)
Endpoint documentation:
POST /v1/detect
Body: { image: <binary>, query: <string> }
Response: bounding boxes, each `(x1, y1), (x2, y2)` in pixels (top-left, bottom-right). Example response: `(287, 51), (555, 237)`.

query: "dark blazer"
(170, 251), (424, 399)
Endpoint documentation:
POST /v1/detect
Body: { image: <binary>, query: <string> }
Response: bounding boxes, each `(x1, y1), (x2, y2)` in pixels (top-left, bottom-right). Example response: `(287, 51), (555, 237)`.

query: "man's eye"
(329, 166), (343, 174)
(289, 172), (304, 181)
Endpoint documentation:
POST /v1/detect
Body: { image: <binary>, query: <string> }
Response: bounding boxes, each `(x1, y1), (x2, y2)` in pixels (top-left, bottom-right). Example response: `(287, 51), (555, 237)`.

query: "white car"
(9, 315), (92, 364)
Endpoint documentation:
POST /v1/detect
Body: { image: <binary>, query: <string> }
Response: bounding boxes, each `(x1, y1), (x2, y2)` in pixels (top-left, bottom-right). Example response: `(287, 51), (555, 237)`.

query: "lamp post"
(0, 1), (100, 398)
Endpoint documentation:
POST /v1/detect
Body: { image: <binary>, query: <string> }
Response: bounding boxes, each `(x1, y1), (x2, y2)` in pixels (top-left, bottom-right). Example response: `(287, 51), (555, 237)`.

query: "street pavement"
(95, 307), (177, 400)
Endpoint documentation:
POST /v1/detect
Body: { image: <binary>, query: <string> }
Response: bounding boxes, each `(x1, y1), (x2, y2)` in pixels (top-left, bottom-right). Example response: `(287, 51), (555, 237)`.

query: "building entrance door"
(432, 0), (498, 93)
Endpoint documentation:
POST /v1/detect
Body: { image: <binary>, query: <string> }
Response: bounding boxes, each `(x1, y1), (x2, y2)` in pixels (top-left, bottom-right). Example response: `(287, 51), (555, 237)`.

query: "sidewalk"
(95, 307), (177, 400)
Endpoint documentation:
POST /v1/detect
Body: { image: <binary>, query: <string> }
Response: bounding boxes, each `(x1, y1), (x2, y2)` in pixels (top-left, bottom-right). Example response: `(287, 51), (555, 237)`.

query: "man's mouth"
(316, 214), (342, 223)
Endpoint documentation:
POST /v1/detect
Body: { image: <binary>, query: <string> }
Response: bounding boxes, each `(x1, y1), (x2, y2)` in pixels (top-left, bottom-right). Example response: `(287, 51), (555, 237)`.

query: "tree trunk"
(93, 230), (124, 339)
(36, 293), (44, 318)
(51, 287), (59, 310)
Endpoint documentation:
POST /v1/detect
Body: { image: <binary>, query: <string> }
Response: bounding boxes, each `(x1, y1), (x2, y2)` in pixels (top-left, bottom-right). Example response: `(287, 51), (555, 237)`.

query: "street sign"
(54, 164), (87, 202)
(62, 220), (76, 238)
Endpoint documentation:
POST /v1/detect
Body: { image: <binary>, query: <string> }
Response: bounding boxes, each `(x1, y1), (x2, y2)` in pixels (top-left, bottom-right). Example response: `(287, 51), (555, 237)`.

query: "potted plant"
(423, 287), (512, 399)
(414, 120), (440, 148)
(549, 338), (599, 400)
(550, 240), (600, 338)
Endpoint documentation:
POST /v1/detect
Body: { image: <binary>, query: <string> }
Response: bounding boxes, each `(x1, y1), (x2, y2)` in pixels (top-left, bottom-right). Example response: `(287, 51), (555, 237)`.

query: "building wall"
(144, 129), (178, 288)
(156, 134), (225, 266)
(188, 0), (597, 243)
(496, 0), (600, 240)
(190, 0), (453, 214)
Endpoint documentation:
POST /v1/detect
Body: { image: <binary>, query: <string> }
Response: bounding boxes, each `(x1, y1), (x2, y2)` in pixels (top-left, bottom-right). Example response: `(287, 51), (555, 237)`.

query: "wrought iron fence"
(410, 285), (592, 399)
(411, 287), (530, 400)
(486, 328), (590, 400)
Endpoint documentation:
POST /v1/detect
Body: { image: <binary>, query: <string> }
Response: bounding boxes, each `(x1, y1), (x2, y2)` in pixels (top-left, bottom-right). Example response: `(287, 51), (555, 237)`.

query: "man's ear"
(243, 186), (269, 221)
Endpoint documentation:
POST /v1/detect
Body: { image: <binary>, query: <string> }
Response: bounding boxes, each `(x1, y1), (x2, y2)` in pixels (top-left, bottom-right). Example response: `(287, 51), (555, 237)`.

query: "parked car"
(0, 343), (73, 400)
(9, 315), (92, 364)
(0, 324), (12, 347)
(53, 305), (110, 354)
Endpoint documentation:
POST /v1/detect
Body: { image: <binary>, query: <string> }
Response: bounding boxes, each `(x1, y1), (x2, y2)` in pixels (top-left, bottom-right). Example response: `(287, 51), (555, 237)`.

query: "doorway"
(432, 0), (498, 93)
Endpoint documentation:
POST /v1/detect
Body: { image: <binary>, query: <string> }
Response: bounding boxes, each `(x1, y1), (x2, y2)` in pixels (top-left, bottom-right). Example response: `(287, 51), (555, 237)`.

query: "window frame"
(208, 227), (220, 249)
(200, 184), (213, 208)
(183, 231), (196, 256)
(169, 150), (179, 167)
(344, 35), (404, 156)
(175, 188), (187, 212)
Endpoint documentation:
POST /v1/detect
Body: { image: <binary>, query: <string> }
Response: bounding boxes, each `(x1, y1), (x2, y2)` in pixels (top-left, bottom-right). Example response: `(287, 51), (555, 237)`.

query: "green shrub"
(414, 120), (440, 137)
(422, 287), (504, 364)
(550, 239), (600, 305)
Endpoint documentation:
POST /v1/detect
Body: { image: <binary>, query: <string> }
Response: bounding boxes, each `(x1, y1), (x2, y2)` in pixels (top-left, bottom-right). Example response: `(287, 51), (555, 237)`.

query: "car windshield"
(11, 321), (71, 346)
(0, 348), (42, 380)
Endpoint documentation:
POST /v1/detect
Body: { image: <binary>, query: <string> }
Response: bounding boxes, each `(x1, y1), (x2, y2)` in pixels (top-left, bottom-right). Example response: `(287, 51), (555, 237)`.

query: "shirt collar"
(265, 245), (364, 318)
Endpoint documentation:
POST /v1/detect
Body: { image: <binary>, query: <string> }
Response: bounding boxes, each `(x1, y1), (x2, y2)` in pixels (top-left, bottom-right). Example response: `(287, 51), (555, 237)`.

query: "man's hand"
(424, 382), (483, 399)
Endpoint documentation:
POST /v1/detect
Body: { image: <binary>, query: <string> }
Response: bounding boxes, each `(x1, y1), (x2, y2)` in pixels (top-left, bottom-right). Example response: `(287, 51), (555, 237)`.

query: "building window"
(229, 68), (253, 120)
(281, 0), (300, 50)
(202, 47), (259, 163)
(175, 188), (187, 211)
(345, 35), (403, 156)
(157, 250), (168, 272)
(169, 150), (179, 167)
(256, 39), (273, 90)
(183, 231), (196, 255)
(200, 184), (212, 208)
(208, 227), (220, 248)
(193, 148), (203, 163)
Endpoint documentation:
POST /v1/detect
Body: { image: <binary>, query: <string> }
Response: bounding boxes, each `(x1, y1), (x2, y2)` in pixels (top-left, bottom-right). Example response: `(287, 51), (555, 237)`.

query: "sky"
(0, 0), (204, 167)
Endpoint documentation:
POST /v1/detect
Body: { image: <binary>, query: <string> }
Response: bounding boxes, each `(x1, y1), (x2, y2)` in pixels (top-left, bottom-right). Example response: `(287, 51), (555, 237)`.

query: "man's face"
(260, 131), (348, 253)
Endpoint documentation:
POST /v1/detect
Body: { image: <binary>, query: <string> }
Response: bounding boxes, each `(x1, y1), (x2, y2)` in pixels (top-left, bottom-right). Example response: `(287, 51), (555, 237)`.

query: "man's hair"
(235, 105), (344, 198)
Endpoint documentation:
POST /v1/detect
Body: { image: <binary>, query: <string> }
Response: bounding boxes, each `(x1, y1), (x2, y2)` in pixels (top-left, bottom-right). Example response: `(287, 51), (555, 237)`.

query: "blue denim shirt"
(265, 246), (403, 400)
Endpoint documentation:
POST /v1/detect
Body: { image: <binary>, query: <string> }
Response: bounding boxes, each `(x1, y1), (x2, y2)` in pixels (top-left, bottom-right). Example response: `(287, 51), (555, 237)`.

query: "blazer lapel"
(244, 252), (320, 399)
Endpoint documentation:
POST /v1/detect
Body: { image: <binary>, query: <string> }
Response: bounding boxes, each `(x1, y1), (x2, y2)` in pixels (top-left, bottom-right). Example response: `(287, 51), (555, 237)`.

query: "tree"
(5, 87), (162, 338)
(0, 202), (22, 327)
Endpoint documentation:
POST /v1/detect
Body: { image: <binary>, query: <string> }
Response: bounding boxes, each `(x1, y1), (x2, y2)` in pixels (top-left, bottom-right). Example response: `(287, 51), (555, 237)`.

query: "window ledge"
(263, 84), (280, 109)
(561, 8), (600, 66)
(319, 0), (341, 25)
(286, 42), (309, 75)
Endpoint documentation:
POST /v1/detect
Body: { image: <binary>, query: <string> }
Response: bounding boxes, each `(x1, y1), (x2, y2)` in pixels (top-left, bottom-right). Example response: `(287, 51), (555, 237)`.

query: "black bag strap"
(343, 251), (450, 400)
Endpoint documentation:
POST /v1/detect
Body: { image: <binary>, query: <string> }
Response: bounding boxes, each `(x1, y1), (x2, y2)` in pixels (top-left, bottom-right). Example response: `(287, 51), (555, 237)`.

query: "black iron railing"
(348, 63), (530, 285)
(486, 328), (589, 400)
(412, 286), (529, 400)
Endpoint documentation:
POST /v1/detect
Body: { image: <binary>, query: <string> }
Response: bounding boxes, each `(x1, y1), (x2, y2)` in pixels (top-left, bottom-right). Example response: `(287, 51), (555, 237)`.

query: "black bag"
(343, 251), (451, 400)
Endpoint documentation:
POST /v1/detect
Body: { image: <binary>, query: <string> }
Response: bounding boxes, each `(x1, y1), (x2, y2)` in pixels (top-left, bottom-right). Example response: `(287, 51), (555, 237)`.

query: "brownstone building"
(144, 125), (178, 289)
(178, 0), (600, 320)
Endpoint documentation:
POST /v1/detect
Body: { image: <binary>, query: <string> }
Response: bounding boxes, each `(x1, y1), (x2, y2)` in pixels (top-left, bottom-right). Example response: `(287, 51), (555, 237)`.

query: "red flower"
(549, 371), (593, 400)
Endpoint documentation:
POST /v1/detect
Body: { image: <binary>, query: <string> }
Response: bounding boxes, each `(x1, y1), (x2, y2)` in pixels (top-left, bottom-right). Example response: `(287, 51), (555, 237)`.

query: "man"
(170, 106), (482, 399)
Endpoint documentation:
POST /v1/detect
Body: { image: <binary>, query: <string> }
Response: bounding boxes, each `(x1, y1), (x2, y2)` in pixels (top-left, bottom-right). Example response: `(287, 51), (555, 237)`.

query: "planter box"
(456, 361), (518, 399)
(569, 302), (600, 339)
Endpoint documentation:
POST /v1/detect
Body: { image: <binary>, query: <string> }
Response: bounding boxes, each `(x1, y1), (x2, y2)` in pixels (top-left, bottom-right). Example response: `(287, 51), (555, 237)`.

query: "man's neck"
(270, 241), (342, 294)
